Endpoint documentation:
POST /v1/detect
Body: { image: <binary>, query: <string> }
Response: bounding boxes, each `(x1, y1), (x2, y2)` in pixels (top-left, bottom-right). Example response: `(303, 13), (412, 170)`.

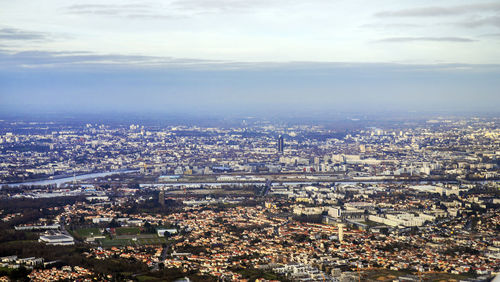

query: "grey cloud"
(64, 0), (295, 19)
(479, 33), (500, 37)
(0, 50), (224, 69)
(169, 0), (269, 12)
(68, 10), (123, 16)
(66, 4), (150, 10)
(459, 16), (500, 28)
(126, 14), (185, 20)
(359, 23), (422, 28)
(68, 8), (154, 15)
(2, 49), (499, 74)
(0, 28), (50, 41)
(374, 37), (476, 43)
(376, 2), (500, 17)
(65, 3), (176, 19)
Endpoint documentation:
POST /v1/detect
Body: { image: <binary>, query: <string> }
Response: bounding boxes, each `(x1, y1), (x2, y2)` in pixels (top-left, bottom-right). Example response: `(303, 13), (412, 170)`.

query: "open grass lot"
(75, 227), (101, 237)
(115, 227), (141, 235)
(423, 272), (475, 281)
(136, 275), (160, 282)
(99, 238), (132, 247)
(116, 234), (157, 240)
(362, 268), (409, 281)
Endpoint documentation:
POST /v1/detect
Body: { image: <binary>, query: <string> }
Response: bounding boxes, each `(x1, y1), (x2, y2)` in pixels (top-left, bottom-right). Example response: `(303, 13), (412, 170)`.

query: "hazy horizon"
(1, 0), (500, 115)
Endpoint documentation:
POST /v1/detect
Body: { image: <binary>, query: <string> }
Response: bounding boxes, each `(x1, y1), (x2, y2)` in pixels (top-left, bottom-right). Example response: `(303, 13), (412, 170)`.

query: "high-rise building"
(277, 135), (284, 153)
(338, 223), (344, 243)
(159, 189), (165, 206)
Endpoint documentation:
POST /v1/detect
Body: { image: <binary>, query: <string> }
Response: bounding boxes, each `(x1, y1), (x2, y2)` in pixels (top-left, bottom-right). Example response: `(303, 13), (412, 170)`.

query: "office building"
(277, 135), (284, 153)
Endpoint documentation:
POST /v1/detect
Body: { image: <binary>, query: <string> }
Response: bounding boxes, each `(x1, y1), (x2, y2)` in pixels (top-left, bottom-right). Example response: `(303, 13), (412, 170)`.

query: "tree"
(107, 219), (119, 228)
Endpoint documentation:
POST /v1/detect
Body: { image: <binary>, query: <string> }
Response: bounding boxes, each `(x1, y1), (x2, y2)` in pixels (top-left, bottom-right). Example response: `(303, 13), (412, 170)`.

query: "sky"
(0, 0), (499, 115)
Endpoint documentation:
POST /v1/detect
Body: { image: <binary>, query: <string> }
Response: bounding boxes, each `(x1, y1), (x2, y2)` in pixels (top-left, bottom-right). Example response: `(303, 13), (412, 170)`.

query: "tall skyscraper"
(277, 135), (284, 153)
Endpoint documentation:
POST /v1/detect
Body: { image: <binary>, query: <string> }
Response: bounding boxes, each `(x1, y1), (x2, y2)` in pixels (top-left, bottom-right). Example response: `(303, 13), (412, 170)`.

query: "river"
(3, 170), (138, 187)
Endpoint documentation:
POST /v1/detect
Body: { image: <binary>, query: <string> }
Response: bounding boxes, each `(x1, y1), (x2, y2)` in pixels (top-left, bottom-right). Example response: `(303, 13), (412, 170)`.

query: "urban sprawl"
(0, 116), (498, 281)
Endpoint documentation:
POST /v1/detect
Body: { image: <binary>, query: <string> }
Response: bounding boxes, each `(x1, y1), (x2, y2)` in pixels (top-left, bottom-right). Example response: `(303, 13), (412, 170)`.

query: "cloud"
(64, 3), (182, 19)
(169, 0), (270, 13)
(2, 49), (499, 74)
(65, 3), (152, 14)
(459, 16), (500, 28)
(0, 28), (51, 41)
(66, 4), (149, 10)
(0, 49), (226, 69)
(479, 33), (500, 37)
(126, 14), (184, 19)
(376, 2), (500, 17)
(359, 23), (422, 29)
(64, 0), (301, 19)
(374, 37), (476, 43)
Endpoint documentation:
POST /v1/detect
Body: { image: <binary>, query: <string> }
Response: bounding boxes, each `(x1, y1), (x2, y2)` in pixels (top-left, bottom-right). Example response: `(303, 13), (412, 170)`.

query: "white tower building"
(338, 223), (344, 243)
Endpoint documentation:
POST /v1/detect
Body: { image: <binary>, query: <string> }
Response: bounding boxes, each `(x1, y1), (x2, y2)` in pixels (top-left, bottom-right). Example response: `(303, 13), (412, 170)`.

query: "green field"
(116, 234), (156, 240)
(99, 238), (133, 247)
(136, 275), (160, 282)
(424, 272), (475, 281)
(115, 227), (142, 235)
(75, 227), (101, 237)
